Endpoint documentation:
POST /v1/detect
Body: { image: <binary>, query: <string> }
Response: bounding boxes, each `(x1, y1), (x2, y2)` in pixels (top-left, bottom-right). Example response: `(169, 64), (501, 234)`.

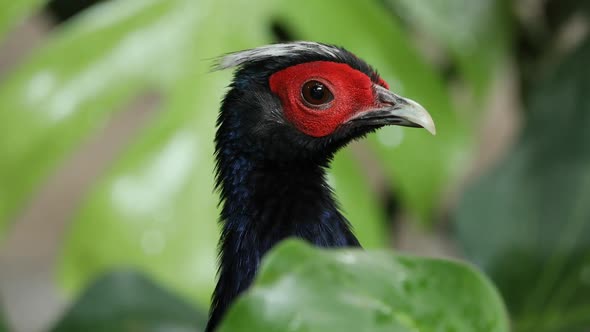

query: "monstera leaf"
(218, 240), (509, 332)
(0, 0), (505, 308)
(455, 38), (590, 332)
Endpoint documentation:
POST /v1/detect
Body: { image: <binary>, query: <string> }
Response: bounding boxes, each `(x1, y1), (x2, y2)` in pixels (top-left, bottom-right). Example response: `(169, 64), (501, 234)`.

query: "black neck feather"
(206, 103), (360, 331)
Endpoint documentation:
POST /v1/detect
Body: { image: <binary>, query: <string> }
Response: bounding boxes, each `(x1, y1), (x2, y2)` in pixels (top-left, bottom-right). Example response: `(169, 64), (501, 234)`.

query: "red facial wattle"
(269, 61), (387, 137)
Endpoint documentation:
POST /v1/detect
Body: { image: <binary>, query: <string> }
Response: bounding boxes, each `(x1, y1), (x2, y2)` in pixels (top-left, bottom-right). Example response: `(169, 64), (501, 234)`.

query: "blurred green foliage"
(456, 37), (590, 332)
(2, 0), (588, 331)
(51, 270), (207, 332)
(0, 1), (44, 38)
(386, 0), (509, 98)
(218, 240), (508, 332)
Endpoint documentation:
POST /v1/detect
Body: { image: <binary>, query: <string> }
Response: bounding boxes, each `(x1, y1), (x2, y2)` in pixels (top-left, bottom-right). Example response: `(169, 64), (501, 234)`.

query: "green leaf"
(386, 0), (511, 98)
(0, 0), (195, 236)
(454, 38), (590, 332)
(0, 0), (46, 40)
(51, 269), (207, 332)
(218, 239), (509, 332)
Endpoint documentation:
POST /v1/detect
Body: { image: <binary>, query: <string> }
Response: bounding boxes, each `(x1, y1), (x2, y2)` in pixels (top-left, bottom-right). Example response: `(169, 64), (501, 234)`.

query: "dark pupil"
(309, 84), (325, 100)
(302, 80), (333, 106)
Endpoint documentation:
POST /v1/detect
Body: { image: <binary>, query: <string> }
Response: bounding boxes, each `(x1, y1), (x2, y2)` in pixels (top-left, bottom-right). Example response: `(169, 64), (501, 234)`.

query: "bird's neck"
(218, 154), (358, 247)
(207, 139), (359, 330)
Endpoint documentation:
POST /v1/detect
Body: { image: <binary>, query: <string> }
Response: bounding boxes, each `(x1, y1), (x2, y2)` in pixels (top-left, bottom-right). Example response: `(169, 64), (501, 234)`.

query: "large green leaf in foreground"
(218, 240), (509, 332)
(455, 38), (590, 332)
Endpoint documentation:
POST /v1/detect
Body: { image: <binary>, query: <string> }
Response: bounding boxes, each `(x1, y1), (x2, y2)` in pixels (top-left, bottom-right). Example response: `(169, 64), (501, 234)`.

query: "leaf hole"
(46, 0), (108, 23)
(270, 19), (295, 42)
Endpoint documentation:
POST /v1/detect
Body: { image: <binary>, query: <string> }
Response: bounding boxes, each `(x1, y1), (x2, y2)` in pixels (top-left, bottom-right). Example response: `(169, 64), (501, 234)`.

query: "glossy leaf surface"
(218, 240), (509, 332)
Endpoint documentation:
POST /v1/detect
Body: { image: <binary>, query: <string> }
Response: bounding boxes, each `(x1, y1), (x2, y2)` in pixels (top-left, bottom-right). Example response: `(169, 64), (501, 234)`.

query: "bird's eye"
(301, 80), (334, 106)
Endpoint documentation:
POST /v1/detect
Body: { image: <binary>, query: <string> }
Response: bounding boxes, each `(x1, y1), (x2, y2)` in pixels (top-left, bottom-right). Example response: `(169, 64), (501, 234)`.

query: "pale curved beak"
(348, 85), (436, 135)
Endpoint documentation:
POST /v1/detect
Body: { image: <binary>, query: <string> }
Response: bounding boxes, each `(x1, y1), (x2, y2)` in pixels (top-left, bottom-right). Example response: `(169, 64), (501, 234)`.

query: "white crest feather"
(213, 41), (340, 70)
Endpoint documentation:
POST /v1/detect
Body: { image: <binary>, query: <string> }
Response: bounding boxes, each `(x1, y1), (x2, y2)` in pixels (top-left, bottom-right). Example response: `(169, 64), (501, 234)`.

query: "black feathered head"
(214, 41), (435, 163)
